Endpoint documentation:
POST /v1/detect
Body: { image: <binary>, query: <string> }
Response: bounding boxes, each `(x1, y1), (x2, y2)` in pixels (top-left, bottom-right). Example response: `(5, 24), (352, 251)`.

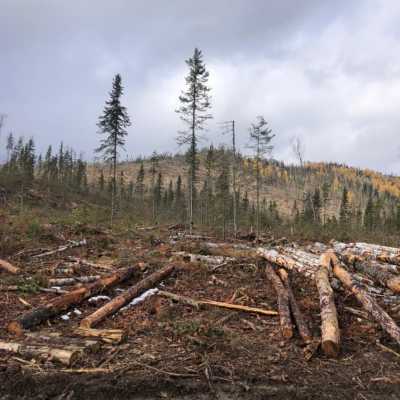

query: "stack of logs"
(258, 241), (400, 357)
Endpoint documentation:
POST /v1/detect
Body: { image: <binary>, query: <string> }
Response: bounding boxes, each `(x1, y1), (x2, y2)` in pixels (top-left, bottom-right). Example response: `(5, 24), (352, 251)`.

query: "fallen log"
(352, 260), (400, 293)
(66, 257), (115, 270)
(331, 254), (400, 346)
(0, 340), (80, 366)
(80, 264), (175, 329)
(257, 248), (318, 278)
(8, 266), (136, 335)
(48, 276), (101, 286)
(158, 290), (278, 316)
(32, 239), (87, 259)
(0, 259), (19, 274)
(265, 264), (293, 339)
(315, 252), (340, 358)
(277, 269), (312, 343)
(173, 252), (235, 265)
(74, 327), (126, 344)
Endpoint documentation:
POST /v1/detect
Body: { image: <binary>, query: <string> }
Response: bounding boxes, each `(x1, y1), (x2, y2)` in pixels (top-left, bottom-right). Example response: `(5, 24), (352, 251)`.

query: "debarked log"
(315, 252), (340, 357)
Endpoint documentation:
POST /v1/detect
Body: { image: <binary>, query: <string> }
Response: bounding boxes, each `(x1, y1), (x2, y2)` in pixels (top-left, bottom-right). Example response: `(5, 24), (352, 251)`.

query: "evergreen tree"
(312, 188), (321, 223)
(248, 116), (274, 239)
(135, 162), (145, 205)
(339, 187), (350, 226)
(176, 48), (212, 233)
(96, 74), (131, 226)
(98, 170), (105, 192)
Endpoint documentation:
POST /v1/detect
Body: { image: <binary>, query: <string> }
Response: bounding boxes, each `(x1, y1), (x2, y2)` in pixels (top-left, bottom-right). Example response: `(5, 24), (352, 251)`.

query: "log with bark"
(0, 259), (19, 274)
(8, 266), (137, 335)
(330, 253), (400, 346)
(158, 290), (278, 316)
(352, 259), (400, 293)
(32, 239), (87, 259)
(0, 340), (80, 366)
(315, 252), (340, 358)
(257, 248), (318, 277)
(332, 241), (400, 266)
(74, 327), (126, 344)
(80, 264), (175, 329)
(265, 263), (293, 338)
(173, 252), (235, 265)
(48, 276), (101, 286)
(277, 268), (312, 343)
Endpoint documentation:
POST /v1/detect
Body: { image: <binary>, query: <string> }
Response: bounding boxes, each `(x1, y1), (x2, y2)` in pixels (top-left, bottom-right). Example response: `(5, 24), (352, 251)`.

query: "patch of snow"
(88, 295), (111, 303)
(120, 288), (159, 312)
(73, 308), (82, 316)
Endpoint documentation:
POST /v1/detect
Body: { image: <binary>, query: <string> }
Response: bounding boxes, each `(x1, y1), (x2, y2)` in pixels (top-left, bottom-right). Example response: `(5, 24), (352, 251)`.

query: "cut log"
(0, 259), (19, 274)
(48, 276), (101, 286)
(173, 252), (235, 265)
(315, 252), (340, 358)
(277, 268), (312, 343)
(257, 248), (318, 278)
(352, 260), (400, 293)
(66, 256), (115, 270)
(8, 266), (136, 335)
(80, 264), (175, 329)
(331, 254), (400, 346)
(157, 290), (278, 316)
(0, 340), (80, 366)
(32, 239), (87, 259)
(265, 263), (293, 339)
(74, 327), (126, 344)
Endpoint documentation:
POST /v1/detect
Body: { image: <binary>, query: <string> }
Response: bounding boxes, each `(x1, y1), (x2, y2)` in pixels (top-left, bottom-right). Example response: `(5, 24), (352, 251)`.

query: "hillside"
(89, 148), (400, 222)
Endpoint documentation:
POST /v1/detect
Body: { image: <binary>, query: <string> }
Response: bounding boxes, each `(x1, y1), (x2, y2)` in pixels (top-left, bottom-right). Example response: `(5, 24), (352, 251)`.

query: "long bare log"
(277, 269), (312, 343)
(0, 259), (19, 274)
(80, 264), (175, 329)
(8, 267), (136, 335)
(265, 264), (293, 339)
(331, 254), (400, 346)
(0, 340), (80, 366)
(315, 252), (340, 358)
(158, 290), (278, 316)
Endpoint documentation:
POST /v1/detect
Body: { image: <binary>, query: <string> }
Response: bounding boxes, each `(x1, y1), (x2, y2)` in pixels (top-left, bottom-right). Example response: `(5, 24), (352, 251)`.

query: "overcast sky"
(1, 0), (400, 173)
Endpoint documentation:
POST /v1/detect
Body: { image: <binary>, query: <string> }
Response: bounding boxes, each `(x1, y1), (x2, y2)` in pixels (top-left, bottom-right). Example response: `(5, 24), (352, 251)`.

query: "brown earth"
(1, 228), (400, 399)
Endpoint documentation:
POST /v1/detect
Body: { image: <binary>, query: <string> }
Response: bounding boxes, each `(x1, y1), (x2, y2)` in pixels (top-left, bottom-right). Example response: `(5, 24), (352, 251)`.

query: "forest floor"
(1, 224), (400, 399)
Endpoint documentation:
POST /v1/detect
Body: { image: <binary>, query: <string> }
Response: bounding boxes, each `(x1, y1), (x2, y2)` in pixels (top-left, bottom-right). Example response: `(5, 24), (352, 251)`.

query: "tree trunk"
(80, 264), (175, 328)
(265, 263), (293, 339)
(277, 268), (312, 343)
(331, 255), (400, 346)
(8, 267), (136, 335)
(315, 252), (340, 358)
(48, 276), (101, 286)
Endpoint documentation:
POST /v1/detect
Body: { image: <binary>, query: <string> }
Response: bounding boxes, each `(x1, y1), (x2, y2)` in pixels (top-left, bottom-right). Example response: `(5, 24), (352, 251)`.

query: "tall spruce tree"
(176, 48), (212, 233)
(96, 74), (131, 226)
(248, 116), (274, 239)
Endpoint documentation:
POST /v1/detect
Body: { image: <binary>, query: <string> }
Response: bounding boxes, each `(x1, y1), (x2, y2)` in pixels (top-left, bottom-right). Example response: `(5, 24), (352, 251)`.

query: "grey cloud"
(0, 0), (399, 173)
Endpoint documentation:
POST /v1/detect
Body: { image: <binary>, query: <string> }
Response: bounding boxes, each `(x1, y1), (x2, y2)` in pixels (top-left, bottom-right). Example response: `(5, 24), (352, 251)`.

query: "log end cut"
(7, 321), (24, 336)
(321, 339), (340, 358)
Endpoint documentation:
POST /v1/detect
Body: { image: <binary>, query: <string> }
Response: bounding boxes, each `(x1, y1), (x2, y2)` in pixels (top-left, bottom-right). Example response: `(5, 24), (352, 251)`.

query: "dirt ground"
(1, 228), (400, 399)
